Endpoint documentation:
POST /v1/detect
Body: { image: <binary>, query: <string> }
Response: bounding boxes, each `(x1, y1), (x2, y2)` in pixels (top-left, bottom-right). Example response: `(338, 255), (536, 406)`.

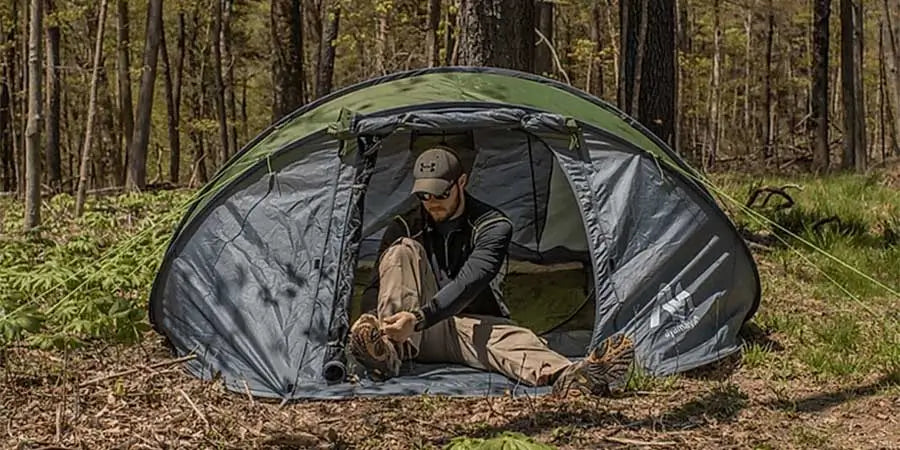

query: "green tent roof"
(178, 67), (687, 238)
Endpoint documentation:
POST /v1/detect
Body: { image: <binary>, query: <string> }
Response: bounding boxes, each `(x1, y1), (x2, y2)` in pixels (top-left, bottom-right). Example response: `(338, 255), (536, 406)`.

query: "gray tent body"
(149, 69), (760, 400)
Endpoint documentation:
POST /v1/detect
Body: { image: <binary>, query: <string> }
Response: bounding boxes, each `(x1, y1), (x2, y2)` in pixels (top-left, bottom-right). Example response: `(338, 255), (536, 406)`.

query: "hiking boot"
(349, 313), (401, 381)
(552, 333), (635, 398)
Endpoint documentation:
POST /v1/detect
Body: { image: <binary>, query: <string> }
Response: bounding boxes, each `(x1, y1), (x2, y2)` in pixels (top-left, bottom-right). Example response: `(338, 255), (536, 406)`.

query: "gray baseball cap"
(412, 147), (464, 195)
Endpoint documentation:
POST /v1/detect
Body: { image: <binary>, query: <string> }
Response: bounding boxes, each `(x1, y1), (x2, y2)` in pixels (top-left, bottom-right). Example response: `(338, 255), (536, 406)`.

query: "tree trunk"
(116, 0), (134, 187)
(763, 2), (775, 160)
(811, 0), (831, 172)
(743, 9), (751, 133)
(188, 10), (208, 186)
(24, 0), (42, 230)
(881, 0), (900, 155)
(159, 9), (180, 185)
(171, 12), (185, 183)
(535, 0), (554, 77)
(75, 0), (109, 216)
(223, 0), (237, 157)
(126, 0), (163, 191)
(100, 68), (122, 187)
(707, 0), (720, 169)
(316, 0), (339, 99)
(588, 1), (603, 97)
(271, 0), (305, 121)
(840, 0), (866, 171)
(375, 6), (388, 74)
(621, 0), (676, 147)
(44, 0), (61, 193)
(444, 0), (457, 66)
(426, 0), (441, 67)
(880, 22), (887, 161)
(458, 0), (535, 72)
(212, 0), (229, 167)
(630, 0), (649, 117)
(0, 54), (10, 192)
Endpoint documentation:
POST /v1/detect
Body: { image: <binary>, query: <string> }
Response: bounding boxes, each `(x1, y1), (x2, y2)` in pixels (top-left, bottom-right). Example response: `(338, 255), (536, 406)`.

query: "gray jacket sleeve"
(418, 218), (512, 329)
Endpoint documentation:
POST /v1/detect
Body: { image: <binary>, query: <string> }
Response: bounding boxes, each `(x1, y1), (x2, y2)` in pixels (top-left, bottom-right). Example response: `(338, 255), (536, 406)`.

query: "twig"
(534, 28), (571, 85)
(54, 403), (63, 443)
(177, 388), (210, 429)
(603, 436), (678, 446)
(243, 379), (255, 405)
(78, 354), (196, 387)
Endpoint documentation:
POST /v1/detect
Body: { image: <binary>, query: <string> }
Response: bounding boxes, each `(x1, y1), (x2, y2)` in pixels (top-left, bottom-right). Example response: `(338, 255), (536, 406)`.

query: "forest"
(1, 0), (900, 449)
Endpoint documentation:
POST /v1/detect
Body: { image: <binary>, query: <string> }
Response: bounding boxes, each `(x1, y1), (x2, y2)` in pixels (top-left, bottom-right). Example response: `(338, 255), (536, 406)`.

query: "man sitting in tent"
(349, 146), (635, 397)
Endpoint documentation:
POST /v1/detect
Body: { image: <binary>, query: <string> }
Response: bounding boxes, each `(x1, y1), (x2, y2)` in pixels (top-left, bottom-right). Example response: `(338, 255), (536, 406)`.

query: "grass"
(707, 172), (900, 382)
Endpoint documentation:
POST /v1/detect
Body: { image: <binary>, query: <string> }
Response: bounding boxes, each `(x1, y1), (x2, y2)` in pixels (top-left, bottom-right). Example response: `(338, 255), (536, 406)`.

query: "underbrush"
(0, 190), (193, 350)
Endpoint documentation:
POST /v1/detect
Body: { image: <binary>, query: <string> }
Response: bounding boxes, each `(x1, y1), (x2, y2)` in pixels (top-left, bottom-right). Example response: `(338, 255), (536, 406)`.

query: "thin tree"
(443, 0), (457, 66)
(222, 0), (237, 155)
(763, 0), (775, 160)
(811, 0), (831, 172)
(116, 0), (133, 186)
(588, 1), (604, 97)
(75, 0), (109, 216)
(535, 0), (554, 77)
(458, 0), (535, 72)
(171, 11), (185, 183)
(707, 0), (721, 170)
(426, 0), (441, 67)
(840, 0), (866, 171)
(271, 0), (305, 121)
(881, 0), (900, 155)
(159, 9), (180, 185)
(316, 0), (339, 99)
(45, 0), (61, 193)
(743, 6), (752, 144)
(212, 0), (229, 166)
(24, 0), (42, 230)
(375, 3), (388, 74)
(126, 0), (163, 190)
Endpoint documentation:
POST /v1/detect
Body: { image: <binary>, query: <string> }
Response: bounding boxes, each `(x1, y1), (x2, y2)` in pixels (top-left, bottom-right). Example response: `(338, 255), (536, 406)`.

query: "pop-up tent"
(149, 67), (760, 400)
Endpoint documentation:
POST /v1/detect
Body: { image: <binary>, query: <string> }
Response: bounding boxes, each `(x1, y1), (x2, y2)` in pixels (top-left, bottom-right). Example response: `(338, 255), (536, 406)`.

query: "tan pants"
(375, 238), (572, 386)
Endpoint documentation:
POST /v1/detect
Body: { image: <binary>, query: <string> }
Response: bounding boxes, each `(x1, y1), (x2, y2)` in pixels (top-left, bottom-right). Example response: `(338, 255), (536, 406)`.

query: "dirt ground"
(2, 335), (898, 450)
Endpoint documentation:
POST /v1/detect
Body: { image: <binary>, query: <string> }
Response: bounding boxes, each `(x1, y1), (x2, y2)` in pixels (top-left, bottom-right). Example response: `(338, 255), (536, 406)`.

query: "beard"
(425, 197), (460, 223)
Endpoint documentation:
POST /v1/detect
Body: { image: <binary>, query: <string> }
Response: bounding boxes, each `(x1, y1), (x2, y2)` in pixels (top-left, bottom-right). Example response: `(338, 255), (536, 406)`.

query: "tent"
(148, 67), (760, 400)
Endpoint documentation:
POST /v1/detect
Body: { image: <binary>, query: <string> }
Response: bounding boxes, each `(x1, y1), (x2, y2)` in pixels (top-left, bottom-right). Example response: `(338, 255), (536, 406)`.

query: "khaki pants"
(375, 238), (572, 386)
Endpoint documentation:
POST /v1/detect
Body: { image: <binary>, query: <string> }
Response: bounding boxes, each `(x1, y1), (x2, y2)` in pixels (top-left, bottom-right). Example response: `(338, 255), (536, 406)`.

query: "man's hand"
(382, 311), (417, 343)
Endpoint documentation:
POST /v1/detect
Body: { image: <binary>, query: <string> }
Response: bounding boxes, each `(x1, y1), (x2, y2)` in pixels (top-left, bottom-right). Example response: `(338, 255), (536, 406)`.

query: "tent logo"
(650, 282), (698, 338)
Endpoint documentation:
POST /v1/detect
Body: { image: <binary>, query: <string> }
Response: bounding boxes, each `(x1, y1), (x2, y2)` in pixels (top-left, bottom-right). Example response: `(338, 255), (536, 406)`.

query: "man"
(349, 146), (634, 397)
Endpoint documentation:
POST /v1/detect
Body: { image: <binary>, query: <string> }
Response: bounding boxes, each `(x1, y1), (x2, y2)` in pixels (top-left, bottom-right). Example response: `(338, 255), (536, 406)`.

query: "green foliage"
(445, 432), (556, 450)
(0, 190), (192, 350)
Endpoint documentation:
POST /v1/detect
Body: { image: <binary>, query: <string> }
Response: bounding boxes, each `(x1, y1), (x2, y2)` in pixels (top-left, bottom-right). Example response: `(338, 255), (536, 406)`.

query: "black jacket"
(361, 193), (513, 330)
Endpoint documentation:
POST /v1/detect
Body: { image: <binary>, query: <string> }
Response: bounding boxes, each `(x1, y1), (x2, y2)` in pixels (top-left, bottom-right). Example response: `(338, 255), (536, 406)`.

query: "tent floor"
(292, 330), (592, 399)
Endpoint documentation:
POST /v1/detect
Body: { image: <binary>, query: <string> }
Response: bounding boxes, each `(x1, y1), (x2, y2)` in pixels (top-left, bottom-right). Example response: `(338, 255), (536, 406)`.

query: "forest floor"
(2, 333), (898, 449)
(2, 171), (900, 449)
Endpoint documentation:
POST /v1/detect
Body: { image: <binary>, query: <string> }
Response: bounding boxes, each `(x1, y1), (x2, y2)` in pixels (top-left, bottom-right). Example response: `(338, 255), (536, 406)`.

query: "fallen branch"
(746, 184), (802, 210)
(603, 436), (678, 447)
(811, 215), (841, 233)
(78, 354), (196, 387)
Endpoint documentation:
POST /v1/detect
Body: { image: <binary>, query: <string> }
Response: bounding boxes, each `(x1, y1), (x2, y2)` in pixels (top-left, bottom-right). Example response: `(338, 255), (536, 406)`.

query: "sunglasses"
(416, 185), (454, 202)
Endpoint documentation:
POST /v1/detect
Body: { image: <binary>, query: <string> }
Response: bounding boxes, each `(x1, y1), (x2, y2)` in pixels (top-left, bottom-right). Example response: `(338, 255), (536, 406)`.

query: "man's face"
(419, 175), (466, 222)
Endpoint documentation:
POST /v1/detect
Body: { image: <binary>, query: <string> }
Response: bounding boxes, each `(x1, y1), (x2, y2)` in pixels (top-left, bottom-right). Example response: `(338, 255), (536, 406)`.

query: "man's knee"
(381, 237), (425, 266)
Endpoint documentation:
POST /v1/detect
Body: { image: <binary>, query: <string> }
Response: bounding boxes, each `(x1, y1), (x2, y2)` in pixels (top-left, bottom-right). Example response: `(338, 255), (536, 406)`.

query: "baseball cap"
(412, 146), (464, 195)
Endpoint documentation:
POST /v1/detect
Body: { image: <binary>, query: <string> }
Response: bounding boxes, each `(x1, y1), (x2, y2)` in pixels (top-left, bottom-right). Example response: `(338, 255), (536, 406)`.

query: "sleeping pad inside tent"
(148, 67), (761, 400)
